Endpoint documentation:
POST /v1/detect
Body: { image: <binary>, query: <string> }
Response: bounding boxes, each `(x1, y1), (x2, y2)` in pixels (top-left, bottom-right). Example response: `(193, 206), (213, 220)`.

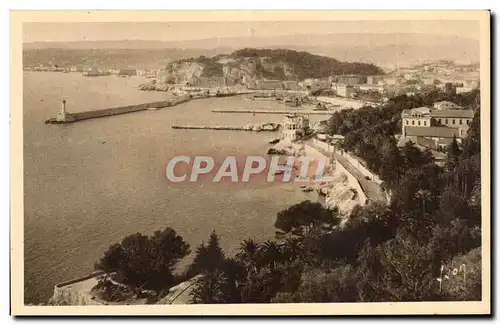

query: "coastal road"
(333, 152), (387, 204)
(303, 139), (387, 204)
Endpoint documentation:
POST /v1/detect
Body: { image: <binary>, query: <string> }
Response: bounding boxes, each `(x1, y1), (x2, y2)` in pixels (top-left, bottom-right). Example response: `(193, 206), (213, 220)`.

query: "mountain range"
(23, 33), (479, 69)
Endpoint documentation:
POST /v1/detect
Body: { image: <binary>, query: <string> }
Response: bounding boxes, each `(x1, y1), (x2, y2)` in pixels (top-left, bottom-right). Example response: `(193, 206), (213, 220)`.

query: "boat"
(268, 138), (280, 145)
(215, 92), (235, 98)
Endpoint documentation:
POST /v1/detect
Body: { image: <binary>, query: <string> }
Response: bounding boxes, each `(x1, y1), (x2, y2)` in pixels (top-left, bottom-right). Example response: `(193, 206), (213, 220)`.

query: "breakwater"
(45, 95), (191, 124)
(172, 122), (280, 132)
(211, 109), (335, 115)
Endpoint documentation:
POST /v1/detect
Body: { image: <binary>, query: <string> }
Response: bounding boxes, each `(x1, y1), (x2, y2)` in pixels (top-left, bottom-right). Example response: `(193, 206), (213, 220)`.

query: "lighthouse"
(56, 99), (67, 122)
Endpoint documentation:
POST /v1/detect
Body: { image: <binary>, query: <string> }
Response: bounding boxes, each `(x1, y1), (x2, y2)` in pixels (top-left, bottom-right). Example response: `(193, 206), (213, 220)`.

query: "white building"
(336, 84), (356, 98)
(282, 114), (310, 142)
(401, 106), (474, 140)
(367, 75), (385, 84)
(433, 101), (462, 110)
(456, 86), (475, 94)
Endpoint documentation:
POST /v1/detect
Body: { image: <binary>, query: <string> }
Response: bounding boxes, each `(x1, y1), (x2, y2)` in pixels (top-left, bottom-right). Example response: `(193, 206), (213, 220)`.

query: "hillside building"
(400, 106), (474, 150)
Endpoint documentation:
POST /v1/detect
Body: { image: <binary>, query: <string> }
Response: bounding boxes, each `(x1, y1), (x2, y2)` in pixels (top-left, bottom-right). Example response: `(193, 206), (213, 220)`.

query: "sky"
(23, 20), (480, 43)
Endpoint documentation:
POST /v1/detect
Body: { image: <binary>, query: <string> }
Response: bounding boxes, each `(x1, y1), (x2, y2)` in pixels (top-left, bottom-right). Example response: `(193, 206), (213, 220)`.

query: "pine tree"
(206, 230), (225, 271)
(187, 230), (226, 276)
(445, 135), (462, 172)
(187, 242), (208, 276)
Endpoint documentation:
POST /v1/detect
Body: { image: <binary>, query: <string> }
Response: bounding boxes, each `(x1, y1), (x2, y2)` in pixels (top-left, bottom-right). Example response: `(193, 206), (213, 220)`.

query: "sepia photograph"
(10, 10), (491, 315)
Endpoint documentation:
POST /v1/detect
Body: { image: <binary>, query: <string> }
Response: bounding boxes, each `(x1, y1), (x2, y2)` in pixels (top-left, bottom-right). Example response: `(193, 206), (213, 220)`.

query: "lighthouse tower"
(56, 99), (67, 122)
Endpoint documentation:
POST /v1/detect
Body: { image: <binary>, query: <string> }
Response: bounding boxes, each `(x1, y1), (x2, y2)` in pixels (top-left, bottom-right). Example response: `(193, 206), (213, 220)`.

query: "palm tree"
(415, 189), (433, 217)
(236, 239), (261, 273)
(259, 240), (283, 272)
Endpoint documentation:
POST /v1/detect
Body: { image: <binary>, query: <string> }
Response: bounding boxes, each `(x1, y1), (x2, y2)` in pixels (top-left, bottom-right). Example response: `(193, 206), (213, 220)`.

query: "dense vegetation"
(96, 89), (482, 303)
(231, 48), (384, 79)
(164, 48), (385, 81)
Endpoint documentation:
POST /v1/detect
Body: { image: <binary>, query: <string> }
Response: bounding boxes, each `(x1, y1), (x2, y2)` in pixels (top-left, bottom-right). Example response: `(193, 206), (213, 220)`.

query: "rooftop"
(433, 100), (459, 106)
(430, 109), (474, 119)
(405, 126), (460, 138)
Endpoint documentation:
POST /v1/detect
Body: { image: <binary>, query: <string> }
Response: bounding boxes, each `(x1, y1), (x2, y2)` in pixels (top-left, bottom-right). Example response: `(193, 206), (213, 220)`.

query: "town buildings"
(255, 79), (284, 90)
(334, 75), (364, 85)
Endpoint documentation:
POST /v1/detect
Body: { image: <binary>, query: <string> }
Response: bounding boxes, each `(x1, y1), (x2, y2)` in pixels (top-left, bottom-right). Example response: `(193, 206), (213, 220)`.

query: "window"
(459, 119), (462, 125)
(452, 119), (455, 125)
(424, 121), (427, 126)
(406, 120), (409, 125)
(418, 121), (421, 126)
(467, 120), (471, 125)
(412, 120), (415, 125)
(445, 119), (448, 124)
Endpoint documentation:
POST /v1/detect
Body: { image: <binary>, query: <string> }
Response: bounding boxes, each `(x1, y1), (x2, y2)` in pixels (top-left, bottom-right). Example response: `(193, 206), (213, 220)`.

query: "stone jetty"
(211, 109), (335, 115)
(172, 122), (280, 132)
(45, 96), (192, 124)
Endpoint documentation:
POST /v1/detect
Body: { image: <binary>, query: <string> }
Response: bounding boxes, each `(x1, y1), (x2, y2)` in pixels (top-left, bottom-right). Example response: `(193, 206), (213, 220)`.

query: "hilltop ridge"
(156, 48), (384, 86)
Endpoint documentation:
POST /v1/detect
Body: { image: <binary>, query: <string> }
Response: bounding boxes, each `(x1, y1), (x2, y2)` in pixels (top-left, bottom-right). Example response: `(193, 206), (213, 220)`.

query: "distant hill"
(23, 33), (478, 70)
(156, 48), (384, 86)
(22, 47), (232, 70)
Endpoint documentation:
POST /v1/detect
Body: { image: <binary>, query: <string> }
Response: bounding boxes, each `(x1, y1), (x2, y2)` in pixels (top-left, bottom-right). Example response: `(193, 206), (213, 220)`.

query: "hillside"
(157, 48), (384, 85)
(22, 48), (231, 70)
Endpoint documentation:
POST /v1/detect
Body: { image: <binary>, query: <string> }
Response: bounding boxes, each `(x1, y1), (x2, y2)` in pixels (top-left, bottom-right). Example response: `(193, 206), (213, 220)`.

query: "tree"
(95, 243), (125, 272)
(186, 242), (208, 277)
(236, 239), (261, 273)
(440, 247), (481, 301)
(274, 200), (340, 236)
(357, 229), (439, 301)
(445, 136), (462, 172)
(187, 230), (225, 275)
(95, 227), (190, 291)
(259, 240), (283, 272)
(378, 137), (403, 188)
(189, 271), (228, 304)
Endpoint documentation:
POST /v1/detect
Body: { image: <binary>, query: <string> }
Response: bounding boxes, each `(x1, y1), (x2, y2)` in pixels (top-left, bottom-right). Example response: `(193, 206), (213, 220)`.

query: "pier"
(45, 96), (192, 124)
(172, 122), (280, 132)
(211, 109), (335, 115)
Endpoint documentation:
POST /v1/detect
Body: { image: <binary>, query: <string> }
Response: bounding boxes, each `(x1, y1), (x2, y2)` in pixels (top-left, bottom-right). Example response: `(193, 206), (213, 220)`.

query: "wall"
(312, 138), (334, 153)
(335, 160), (368, 206)
(51, 286), (103, 306)
(337, 150), (383, 185)
(303, 143), (332, 167)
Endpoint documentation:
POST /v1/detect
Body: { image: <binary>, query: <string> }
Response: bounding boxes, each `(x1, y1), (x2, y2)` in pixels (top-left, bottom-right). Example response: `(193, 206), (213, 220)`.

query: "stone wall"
(335, 160), (368, 206)
(337, 151), (383, 185)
